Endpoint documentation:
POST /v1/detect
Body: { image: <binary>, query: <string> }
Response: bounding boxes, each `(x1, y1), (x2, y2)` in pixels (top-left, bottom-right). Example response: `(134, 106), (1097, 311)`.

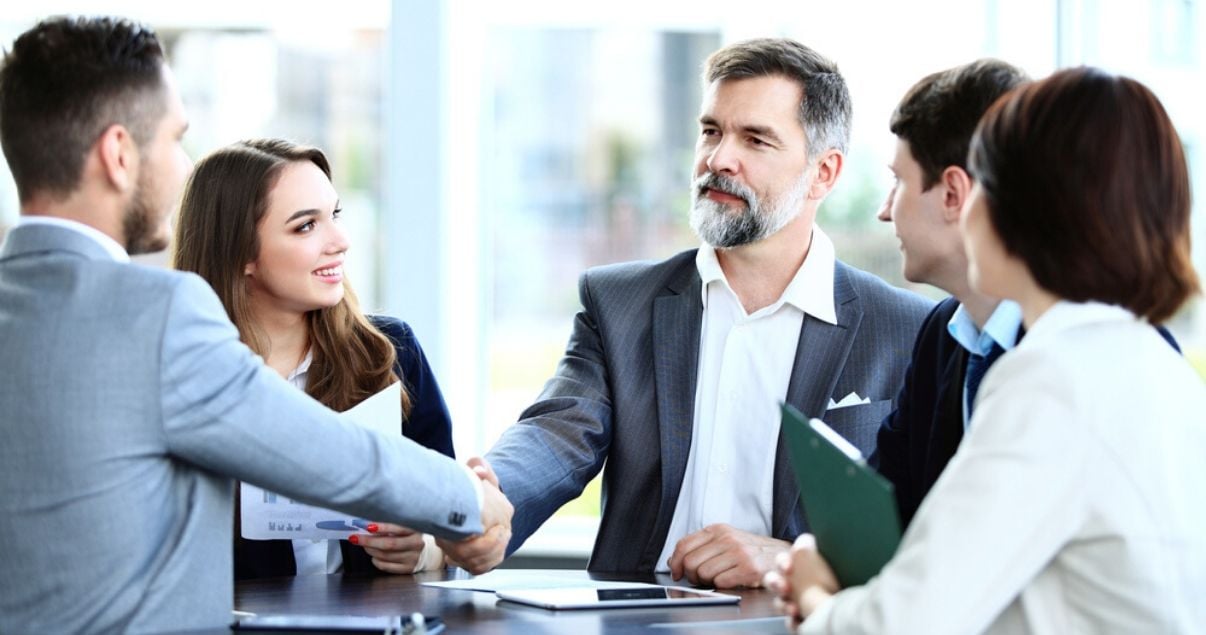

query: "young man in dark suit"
(871, 59), (1183, 529)
(869, 60), (1029, 527)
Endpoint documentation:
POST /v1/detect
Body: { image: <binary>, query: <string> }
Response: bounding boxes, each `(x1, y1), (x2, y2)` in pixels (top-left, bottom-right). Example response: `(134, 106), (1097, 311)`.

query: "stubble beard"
(122, 168), (169, 255)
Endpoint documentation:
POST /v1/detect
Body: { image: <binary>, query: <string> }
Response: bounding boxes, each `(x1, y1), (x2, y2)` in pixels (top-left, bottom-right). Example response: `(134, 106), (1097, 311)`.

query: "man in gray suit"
(482, 38), (931, 588)
(0, 16), (510, 634)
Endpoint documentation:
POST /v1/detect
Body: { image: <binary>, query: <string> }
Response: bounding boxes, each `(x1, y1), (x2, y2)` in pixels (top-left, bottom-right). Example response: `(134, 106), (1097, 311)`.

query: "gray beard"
(689, 172), (808, 249)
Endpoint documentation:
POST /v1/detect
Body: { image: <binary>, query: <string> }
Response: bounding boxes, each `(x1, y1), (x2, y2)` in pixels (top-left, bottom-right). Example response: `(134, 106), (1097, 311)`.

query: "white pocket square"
(826, 392), (871, 411)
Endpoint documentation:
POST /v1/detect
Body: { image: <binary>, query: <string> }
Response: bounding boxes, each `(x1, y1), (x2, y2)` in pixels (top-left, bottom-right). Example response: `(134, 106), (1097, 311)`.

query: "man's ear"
(941, 165), (973, 223)
(96, 124), (137, 193)
(807, 149), (844, 201)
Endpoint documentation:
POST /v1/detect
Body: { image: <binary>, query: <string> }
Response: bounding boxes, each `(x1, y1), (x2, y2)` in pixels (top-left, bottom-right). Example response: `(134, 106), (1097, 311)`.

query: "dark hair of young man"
(969, 66), (1199, 323)
(703, 37), (852, 160)
(890, 58), (1028, 190)
(0, 16), (165, 203)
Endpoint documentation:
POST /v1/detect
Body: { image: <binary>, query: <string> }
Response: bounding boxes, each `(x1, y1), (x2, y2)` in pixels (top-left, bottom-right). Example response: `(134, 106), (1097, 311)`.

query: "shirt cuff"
(459, 463), (485, 513)
(414, 534), (443, 573)
(799, 590), (839, 635)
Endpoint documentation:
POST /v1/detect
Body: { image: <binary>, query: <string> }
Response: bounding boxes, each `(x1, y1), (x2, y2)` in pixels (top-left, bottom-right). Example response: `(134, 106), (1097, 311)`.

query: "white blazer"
(803, 301), (1206, 634)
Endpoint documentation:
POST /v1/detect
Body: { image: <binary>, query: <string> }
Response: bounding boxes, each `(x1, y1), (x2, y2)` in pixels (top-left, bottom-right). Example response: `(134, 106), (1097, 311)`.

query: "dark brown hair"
(0, 16), (166, 203)
(704, 38), (851, 160)
(969, 67), (1199, 322)
(891, 58), (1028, 190)
(173, 139), (412, 415)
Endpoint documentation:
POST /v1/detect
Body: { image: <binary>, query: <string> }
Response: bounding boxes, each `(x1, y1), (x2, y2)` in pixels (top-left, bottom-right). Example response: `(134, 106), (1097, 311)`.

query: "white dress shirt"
(657, 227), (837, 570)
(802, 301), (1206, 634)
(284, 351), (346, 575)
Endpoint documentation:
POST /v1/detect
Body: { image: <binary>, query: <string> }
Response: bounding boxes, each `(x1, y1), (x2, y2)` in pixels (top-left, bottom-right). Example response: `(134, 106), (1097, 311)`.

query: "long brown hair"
(173, 138), (412, 416)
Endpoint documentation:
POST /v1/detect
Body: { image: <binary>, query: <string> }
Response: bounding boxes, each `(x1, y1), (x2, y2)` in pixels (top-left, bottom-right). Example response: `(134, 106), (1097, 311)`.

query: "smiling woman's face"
(244, 160), (348, 317)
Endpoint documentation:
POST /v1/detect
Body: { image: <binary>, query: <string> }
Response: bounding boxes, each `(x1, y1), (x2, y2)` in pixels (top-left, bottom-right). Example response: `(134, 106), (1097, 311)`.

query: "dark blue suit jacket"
(870, 297), (1180, 529)
(234, 316), (454, 580)
(868, 298), (965, 529)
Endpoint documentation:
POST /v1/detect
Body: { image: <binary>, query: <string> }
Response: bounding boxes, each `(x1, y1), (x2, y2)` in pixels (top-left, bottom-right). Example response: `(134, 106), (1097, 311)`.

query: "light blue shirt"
(947, 300), (1022, 428)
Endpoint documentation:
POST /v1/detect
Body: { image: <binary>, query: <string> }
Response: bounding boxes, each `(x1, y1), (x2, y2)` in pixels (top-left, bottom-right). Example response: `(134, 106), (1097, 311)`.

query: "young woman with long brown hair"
(174, 138), (454, 578)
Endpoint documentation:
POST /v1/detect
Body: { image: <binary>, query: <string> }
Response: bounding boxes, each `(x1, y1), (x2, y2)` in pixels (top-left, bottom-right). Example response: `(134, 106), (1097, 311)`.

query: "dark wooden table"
(232, 569), (792, 633)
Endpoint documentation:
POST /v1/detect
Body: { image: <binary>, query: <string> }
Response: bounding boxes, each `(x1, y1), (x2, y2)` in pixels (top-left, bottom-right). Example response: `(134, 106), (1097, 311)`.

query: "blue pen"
(315, 520), (358, 531)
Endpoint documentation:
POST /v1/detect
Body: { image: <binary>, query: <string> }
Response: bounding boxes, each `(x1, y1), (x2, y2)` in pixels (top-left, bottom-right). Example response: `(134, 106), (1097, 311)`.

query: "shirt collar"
(286, 349), (314, 384)
(694, 225), (837, 325)
(17, 216), (130, 263)
(947, 299), (1023, 356)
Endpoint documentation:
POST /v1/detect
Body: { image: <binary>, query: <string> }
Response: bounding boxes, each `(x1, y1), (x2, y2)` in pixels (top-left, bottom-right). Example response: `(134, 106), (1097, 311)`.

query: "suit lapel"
(644, 257), (703, 561)
(772, 263), (862, 538)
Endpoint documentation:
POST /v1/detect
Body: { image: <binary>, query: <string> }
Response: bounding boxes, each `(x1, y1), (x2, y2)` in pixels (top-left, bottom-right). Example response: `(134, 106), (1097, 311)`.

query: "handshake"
(437, 457), (514, 574)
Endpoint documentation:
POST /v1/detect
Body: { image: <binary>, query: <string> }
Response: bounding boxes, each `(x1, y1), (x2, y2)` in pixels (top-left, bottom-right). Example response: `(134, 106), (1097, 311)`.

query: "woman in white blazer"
(769, 67), (1206, 634)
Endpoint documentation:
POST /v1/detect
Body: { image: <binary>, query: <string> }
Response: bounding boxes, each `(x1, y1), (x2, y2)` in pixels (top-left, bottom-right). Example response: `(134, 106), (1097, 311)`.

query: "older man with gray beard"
(480, 37), (932, 588)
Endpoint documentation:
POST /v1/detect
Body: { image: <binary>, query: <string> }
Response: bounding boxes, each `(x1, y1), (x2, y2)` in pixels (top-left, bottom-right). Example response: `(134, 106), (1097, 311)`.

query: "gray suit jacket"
(0, 224), (481, 634)
(487, 249), (931, 572)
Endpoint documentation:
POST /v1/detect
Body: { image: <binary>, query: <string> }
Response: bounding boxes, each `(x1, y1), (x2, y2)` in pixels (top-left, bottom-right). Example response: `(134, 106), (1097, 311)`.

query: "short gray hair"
(704, 38), (851, 161)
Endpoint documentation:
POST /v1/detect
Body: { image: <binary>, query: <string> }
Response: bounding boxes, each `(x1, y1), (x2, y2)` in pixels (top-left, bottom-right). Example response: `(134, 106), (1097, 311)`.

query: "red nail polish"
(349, 534), (360, 545)
(367, 523), (379, 533)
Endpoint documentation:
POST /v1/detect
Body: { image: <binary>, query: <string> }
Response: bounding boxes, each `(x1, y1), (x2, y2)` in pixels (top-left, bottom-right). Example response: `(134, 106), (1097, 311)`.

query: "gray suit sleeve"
(157, 274), (482, 540)
(486, 271), (613, 552)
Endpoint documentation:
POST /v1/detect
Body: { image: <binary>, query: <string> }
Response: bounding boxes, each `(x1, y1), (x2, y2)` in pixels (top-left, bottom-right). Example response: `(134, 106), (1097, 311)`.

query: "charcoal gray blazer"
(486, 248), (931, 572)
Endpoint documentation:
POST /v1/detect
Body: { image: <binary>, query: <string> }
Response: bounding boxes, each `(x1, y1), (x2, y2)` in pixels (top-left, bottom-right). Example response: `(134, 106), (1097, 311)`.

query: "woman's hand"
(349, 523), (444, 574)
(764, 534), (840, 629)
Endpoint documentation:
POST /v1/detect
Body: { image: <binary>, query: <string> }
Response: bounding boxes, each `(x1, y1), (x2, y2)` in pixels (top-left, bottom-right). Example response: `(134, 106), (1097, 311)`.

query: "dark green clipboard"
(781, 403), (902, 587)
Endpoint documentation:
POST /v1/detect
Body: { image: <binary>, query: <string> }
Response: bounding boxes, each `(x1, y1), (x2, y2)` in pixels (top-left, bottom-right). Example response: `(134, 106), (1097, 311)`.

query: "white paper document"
(240, 382), (402, 540)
